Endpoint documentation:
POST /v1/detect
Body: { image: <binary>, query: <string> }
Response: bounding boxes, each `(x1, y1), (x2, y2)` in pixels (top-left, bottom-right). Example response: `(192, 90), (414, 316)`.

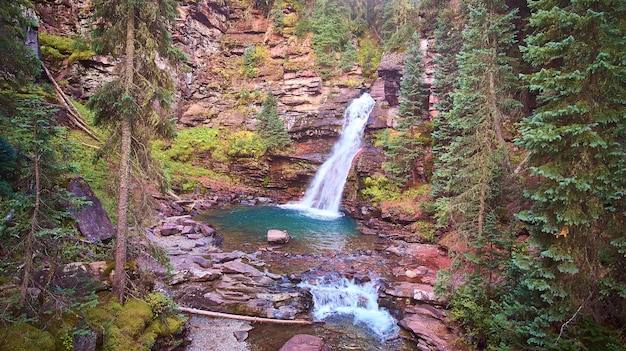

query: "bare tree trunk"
(112, 9), (136, 304)
(20, 119), (40, 304)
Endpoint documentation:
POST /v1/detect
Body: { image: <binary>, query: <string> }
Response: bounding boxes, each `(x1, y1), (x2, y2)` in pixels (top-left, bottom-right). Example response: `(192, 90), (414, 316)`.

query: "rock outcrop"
(67, 177), (114, 242)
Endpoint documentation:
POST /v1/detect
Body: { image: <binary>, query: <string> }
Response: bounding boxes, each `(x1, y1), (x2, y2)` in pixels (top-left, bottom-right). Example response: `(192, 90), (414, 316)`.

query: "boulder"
(268, 229), (291, 244)
(278, 334), (328, 351)
(67, 177), (114, 242)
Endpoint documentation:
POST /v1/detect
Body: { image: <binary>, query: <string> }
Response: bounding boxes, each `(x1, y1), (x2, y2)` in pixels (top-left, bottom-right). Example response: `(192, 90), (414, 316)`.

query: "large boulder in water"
(268, 229), (291, 244)
(67, 177), (114, 242)
(278, 334), (328, 351)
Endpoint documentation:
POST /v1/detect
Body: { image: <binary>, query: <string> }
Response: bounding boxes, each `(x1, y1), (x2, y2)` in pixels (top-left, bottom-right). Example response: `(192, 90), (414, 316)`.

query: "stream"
(196, 205), (419, 351)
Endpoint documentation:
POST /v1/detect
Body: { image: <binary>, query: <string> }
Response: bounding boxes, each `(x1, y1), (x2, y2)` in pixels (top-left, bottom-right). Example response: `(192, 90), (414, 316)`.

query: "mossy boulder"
(83, 297), (186, 351)
(0, 322), (55, 351)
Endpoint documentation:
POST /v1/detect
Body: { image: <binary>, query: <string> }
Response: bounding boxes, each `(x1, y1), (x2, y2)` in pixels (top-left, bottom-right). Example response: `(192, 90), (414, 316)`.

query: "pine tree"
(433, 0), (521, 346)
(510, 0), (626, 346)
(88, 0), (184, 302)
(382, 32), (430, 186)
(430, 1), (465, 199)
(256, 92), (291, 152)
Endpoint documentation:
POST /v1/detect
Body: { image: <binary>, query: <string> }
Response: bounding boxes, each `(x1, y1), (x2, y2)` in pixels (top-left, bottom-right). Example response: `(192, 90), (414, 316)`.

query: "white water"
(299, 277), (400, 341)
(283, 93), (375, 218)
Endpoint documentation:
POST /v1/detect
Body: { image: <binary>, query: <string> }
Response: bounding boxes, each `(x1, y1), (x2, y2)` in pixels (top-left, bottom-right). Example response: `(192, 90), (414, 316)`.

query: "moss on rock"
(0, 322), (55, 351)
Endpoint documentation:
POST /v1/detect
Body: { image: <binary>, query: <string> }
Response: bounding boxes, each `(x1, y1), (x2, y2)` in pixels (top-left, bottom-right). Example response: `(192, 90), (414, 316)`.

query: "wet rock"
(268, 229), (291, 244)
(67, 177), (114, 242)
(255, 292), (296, 303)
(199, 223), (216, 236)
(265, 305), (299, 320)
(278, 334), (328, 351)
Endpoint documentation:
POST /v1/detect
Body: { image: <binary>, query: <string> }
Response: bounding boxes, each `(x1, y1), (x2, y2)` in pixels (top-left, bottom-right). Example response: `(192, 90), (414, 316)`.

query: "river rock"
(278, 334), (328, 351)
(199, 223), (216, 236)
(268, 229), (291, 244)
(221, 260), (264, 277)
(385, 282), (437, 302)
(205, 251), (245, 263)
(160, 222), (180, 236)
(189, 268), (222, 282)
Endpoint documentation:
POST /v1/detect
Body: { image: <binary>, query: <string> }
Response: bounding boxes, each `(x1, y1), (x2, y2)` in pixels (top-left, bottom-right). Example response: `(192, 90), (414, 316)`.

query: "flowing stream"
(298, 277), (400, 341)
(282, 93), (375, 217)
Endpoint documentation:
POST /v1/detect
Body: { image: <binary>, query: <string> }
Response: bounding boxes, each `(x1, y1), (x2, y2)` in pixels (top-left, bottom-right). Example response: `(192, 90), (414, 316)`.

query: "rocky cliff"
(34, 0), (436, 200)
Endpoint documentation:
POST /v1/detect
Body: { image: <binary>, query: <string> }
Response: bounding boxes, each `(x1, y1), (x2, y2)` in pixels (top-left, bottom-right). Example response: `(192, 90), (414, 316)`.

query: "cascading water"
(299, 277), (400, 341)
(283, 93), (375, 218)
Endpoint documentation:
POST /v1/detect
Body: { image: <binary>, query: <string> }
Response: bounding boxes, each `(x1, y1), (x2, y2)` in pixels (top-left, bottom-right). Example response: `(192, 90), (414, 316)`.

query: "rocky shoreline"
(145, 191), (457, 351)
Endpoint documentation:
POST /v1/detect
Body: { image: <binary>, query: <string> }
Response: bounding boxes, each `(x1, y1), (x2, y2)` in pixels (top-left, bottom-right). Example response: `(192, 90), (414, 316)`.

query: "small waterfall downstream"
(299, 277), (400, 341)
(284, 93), (375, 217)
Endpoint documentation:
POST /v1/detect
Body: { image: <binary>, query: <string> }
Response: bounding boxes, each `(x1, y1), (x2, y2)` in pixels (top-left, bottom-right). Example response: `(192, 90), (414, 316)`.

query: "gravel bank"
(186, 315), (252, 351)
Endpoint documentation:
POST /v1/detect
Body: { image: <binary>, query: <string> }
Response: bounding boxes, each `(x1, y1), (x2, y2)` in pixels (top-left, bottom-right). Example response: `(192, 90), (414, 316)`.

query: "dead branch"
(178, 306), (317, 325)
(41, 63), (100, 142)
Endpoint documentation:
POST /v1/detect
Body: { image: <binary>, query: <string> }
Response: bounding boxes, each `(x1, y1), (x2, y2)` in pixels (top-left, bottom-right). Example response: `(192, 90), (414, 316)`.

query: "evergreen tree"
(382, 32), (430, 186)
(256, 92), (291, 152)
(433, 0), (520, 346)
(430, 2), (465, 198)
(310, 0), (351, 75)
(508, 0), (626, 347)
(88, 0), (184, 302)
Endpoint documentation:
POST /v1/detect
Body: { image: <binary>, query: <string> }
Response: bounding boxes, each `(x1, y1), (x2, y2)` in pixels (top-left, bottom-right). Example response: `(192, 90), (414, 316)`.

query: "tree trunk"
(20, 120), (40, 304)
(112, 8), (136, 304)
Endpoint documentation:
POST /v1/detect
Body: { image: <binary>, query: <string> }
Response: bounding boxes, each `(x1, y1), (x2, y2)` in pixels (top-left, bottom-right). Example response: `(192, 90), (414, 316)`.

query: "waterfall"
(283, 93), (375, 218)
(299, 277), (399, 341)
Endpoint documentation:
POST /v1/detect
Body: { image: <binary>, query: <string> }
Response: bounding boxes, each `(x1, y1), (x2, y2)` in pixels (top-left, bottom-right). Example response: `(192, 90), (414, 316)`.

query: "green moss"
(411, 220), (436, 242)
(0, 323), (55, 351)
(361, 175), (400, 203)
(39, 32), (75, 54)
(152, 126), (237, 193)
(68, 49), (96, 63)
(83, 298), (162, 351)
(117, 299), (154, 336)
(39, 32), (95, 63)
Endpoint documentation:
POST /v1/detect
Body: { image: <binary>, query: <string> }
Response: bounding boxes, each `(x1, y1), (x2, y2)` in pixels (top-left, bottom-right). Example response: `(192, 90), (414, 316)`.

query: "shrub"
(227, 130), (267, 158)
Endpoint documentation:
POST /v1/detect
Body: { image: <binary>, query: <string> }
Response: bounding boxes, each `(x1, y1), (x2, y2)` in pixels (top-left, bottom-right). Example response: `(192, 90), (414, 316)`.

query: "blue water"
(197, 205), (360, 253)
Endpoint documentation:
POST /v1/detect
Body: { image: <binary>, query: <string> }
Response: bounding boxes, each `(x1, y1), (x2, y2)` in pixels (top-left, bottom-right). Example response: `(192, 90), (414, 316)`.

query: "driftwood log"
(178, 306), (317, 325)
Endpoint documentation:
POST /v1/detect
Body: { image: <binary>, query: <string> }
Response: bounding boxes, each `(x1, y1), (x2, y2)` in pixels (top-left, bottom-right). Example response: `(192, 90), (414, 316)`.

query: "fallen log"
(178, 306), (317, 325)
(42, 63), (100, 142)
